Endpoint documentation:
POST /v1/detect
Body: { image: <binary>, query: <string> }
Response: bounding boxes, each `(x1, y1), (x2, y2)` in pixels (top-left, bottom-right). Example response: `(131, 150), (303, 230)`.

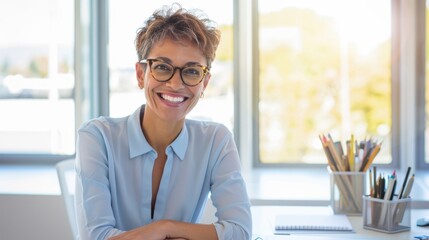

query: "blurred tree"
(258, 7), (390, 163)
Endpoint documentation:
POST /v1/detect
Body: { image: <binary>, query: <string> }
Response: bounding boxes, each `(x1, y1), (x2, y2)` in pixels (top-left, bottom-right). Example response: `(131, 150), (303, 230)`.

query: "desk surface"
(251, 206), (429, 240)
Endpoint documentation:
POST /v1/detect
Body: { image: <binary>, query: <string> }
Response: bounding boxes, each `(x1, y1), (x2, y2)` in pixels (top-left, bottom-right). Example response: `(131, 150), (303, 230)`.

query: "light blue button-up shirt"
(75, 105), (252, 240)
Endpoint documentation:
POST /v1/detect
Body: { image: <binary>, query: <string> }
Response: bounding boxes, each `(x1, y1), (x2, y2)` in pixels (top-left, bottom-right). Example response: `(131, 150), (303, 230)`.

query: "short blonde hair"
(135, 3), (221, 68)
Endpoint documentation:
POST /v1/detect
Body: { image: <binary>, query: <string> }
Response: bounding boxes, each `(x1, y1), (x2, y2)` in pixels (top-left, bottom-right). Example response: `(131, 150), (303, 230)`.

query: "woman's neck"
(141, 106), (184, 152)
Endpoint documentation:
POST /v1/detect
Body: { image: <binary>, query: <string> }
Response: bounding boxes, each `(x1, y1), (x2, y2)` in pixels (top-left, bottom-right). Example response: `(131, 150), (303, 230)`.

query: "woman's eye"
(183, 67), (201, 76)
(154, 63), (172, 72)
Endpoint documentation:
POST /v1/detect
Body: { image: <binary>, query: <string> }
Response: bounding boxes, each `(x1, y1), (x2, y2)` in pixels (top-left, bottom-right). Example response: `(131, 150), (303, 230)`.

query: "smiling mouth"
(159, 93), (187, 103)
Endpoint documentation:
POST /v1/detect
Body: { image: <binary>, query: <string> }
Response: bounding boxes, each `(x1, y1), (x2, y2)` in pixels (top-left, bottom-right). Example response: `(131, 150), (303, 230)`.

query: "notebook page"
(274, 214), (354, 234)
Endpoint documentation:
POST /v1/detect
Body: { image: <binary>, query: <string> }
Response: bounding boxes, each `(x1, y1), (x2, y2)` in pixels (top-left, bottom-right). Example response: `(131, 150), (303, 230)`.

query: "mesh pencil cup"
(362, 195), (411, 233)
(328, 168), (366, 215)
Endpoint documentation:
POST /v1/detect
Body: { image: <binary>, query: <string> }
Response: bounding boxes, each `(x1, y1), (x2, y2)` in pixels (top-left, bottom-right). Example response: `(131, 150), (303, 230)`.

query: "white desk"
(251, 206), (429, 240)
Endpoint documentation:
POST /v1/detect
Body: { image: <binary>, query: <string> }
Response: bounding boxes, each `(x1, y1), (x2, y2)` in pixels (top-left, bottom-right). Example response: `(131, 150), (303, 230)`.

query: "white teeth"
(161, 94), (185, 103)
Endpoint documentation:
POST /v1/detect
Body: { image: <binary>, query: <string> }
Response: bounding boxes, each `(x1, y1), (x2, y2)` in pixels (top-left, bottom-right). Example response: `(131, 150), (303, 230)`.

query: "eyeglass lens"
(149, 60), (206, 86)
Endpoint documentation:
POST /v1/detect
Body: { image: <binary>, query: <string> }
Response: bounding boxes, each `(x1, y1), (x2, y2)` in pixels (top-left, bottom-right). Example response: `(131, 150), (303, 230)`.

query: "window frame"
(251, 0), (401, 168)
(416, 0), (428, 169)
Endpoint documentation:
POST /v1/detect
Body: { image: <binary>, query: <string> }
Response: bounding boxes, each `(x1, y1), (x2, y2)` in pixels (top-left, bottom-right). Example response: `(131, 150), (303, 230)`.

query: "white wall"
(0, 194), (73, 240)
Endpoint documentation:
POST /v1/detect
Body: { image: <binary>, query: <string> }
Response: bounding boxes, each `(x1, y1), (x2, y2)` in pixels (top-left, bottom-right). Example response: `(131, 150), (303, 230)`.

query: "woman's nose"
(166, 69), (185, 89)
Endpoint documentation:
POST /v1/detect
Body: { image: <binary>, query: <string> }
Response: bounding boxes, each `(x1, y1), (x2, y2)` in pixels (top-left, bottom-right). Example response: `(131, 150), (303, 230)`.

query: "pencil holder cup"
(328, 168), (366, 215)
(362, 195), (411, 233)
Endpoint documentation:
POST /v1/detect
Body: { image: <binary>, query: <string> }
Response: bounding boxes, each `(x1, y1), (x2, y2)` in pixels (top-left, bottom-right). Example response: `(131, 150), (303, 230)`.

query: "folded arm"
(108, 220), (217, 240)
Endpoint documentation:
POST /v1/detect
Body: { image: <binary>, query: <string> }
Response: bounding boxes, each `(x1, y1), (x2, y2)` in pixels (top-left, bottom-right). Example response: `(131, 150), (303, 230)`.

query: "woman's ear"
(135, 62), (145, 89)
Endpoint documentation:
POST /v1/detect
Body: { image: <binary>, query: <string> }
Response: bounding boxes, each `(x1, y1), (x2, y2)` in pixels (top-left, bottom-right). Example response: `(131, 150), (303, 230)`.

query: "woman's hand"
(108, 219), (216, 240)
(108, 220), (177, 240)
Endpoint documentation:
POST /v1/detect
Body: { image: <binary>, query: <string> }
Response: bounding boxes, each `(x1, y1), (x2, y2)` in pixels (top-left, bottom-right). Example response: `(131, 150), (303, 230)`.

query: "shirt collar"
(128, 106), (152, 159)
(170, 123), (188, 161)
(127, 105), (188, 160)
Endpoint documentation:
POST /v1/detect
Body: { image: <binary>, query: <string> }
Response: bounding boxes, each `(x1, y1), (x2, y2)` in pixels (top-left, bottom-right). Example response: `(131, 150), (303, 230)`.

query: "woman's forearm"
(165, 221), (218, 240)
(108, 220), (218, 240)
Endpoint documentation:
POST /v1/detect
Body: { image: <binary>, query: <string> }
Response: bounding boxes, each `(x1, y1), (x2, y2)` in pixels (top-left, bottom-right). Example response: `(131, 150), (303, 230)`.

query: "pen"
(384, 175), (396, 200)
(389, 175), (397, 200)
(398, 167), (412, 199)
(380, 175), (385, 199)
(325, 137), (343, 172)
(373, 166), (377, 197)
(394, 174), (415, 223)
(319, 134), (337, 172)
(320, 134), (380, 173)
(358, 142), (364, 166)
(348, 134), (355, 171)
(361, 142), (381, 172)
(327, 139), (346, 172)
(389, 170), (398, 200)
(369, 169), (373, 197)
(335, 141), (344, 159)
(401, 174), (415, 199)
(378, 174), (397, 225)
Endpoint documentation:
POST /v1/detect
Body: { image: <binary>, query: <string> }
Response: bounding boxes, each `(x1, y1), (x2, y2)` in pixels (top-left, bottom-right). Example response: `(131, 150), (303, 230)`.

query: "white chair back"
(56, 159), (77, 240)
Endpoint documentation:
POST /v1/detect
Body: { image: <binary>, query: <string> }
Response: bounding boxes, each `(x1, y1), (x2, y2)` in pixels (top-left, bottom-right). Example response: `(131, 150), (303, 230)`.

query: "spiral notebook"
(274, 214), (354, 234)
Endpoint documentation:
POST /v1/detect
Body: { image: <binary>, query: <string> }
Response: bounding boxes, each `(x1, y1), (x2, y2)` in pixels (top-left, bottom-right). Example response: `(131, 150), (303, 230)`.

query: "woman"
(75, 3), (252, 240)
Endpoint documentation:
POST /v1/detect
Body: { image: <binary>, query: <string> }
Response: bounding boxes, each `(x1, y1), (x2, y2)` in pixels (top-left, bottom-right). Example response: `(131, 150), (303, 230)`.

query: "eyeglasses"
(139, 59), (209, 86)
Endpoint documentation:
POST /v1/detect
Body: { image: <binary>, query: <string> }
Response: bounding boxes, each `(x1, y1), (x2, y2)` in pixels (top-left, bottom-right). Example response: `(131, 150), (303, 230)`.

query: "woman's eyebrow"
(152, 56), (171, 63)
(152, 57), (203, 66)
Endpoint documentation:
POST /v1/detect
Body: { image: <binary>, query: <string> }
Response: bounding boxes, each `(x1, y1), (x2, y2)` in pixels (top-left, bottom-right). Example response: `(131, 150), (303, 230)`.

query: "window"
(108, 1), (234, 131)
(0, 0), (75, 160)
(256, 0), (393, 165)
(1, 0), (425, 171)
